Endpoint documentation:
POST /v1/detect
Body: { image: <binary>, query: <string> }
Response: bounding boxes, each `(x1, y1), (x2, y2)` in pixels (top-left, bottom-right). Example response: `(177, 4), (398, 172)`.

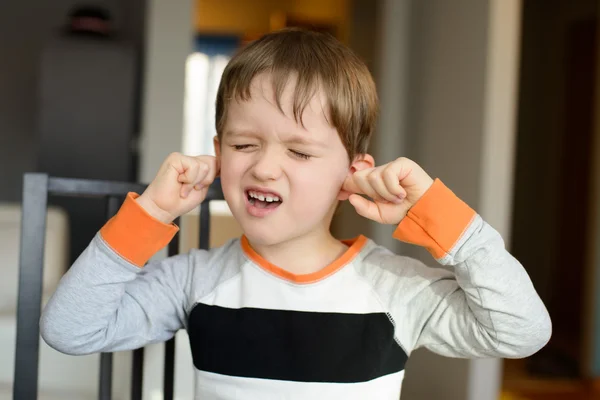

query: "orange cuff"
(393, 179), (475, 259)
(100, 193), (179, 267)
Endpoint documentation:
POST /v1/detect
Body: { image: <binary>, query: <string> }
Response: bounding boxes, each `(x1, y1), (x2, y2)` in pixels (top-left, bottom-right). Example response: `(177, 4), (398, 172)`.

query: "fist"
(342, 157), (434, 225)
(136, 152), (219, 223)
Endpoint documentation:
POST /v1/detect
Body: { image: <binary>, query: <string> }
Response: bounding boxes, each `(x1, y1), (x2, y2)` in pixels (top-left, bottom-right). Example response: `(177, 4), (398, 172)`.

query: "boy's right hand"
(136, 153), (219, 224)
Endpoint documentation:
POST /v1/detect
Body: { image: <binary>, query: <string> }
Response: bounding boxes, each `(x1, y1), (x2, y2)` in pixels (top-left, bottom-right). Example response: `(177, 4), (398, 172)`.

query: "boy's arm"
(40, 193), (195, 355)
(383, 180), (551, 358)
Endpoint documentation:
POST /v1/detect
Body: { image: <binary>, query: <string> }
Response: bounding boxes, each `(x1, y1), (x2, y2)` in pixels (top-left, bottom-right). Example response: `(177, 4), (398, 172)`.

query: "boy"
(41, 28), (551, 399)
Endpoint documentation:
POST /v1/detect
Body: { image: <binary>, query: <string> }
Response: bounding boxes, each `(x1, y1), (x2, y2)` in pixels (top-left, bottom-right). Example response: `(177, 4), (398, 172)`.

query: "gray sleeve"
(40, 234), (196, 355)
(365, 216), (551, 359)
(413, 216), (551, 358)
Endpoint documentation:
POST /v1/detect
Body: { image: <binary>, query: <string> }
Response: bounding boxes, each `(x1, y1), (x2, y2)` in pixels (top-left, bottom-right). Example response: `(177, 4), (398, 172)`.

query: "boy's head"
(213, 28), (378, 245)
(215, 28), (378, 162)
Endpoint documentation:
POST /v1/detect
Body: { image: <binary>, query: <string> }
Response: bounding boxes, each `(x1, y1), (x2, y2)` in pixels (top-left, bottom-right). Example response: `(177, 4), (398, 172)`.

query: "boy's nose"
(251, 152), (283, 181)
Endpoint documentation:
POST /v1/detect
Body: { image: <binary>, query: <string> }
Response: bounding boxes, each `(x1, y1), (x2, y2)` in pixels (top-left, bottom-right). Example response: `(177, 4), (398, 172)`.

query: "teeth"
(248, 191), (280, 202)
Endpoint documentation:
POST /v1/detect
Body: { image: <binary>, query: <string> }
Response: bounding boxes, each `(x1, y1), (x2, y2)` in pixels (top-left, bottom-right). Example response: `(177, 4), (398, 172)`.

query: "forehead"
(223, 73), (337, 143)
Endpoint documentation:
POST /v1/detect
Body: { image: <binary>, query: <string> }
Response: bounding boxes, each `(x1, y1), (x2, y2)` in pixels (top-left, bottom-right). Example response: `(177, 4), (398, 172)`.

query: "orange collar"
(241, 235), (368, 284)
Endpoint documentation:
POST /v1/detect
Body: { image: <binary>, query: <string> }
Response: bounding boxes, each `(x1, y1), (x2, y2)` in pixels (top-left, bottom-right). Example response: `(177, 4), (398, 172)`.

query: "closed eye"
(290, 150), (311, 160)
(232, 144), (255, 151)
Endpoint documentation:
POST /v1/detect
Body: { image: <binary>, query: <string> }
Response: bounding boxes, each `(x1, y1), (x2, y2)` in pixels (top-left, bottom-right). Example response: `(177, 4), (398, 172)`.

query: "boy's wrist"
(100, 193), (179, 267)
(135, 195), (176, 224)
(393, 179), (476, 259)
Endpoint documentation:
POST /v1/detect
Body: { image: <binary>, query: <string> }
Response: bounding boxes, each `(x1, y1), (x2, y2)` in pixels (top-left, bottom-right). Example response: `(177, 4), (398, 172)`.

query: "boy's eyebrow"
(283, 135), (327, 148)
(225, 129), (326, 147)
(224, 130), (260, 139)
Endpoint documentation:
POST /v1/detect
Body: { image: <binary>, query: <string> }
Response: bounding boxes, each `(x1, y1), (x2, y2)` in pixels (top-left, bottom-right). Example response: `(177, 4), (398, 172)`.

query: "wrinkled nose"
(251, 150), (283, 181)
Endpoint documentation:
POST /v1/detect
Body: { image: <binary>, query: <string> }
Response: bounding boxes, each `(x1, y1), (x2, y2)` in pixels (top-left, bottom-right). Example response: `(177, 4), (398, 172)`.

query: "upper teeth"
(249, 191), (280, 202)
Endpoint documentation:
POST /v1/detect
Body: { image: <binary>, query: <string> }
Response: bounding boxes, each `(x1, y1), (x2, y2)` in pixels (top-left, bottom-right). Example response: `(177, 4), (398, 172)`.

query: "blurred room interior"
(1, 0), (600, 399)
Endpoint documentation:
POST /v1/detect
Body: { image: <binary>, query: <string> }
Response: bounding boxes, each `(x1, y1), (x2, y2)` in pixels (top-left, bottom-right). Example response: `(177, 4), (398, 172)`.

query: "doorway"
(503, 0), (599, 398)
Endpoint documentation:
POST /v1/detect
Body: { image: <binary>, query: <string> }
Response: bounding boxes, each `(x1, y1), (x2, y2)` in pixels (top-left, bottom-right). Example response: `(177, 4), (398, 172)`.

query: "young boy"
(41, 28), (551, 399)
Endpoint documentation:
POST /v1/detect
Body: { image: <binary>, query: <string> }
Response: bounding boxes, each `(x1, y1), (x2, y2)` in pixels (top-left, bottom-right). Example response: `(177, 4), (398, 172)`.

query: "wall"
(399, 0), (522, 399)
(0, 0), (145, 202)
(138, 0), (193, 183)
(400, 1), (489, 398)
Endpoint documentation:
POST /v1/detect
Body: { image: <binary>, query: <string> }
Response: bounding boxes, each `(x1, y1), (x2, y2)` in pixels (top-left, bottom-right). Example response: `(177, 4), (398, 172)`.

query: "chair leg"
(13, 173), (49, 400)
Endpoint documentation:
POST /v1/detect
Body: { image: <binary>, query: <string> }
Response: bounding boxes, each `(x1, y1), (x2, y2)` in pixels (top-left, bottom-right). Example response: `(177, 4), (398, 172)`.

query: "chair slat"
(163, 338), (176, 400)
(199, 203), (210, 251)
(163, 217), (180, 399)
(98, 196), (122, 400)
(99, 353), (113, 400)
(131, 348), (145, 400)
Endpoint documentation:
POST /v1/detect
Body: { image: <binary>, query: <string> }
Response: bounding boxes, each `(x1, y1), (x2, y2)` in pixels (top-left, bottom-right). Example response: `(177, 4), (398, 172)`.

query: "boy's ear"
(213, 136), (221, 159)
(337, 153), (375, 201)
(350, 153), (375, 173)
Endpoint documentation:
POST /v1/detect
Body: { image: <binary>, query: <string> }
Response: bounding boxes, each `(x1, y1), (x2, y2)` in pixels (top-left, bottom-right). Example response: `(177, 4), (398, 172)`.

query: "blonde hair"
(215, 28), (378, 161)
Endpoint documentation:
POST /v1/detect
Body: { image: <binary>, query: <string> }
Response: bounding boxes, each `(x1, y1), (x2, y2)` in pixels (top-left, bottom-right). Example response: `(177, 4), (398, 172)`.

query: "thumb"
(348, 194), (382, 223)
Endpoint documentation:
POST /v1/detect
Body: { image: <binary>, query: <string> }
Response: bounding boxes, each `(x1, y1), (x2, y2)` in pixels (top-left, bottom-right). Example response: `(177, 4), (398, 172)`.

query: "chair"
(13, 173), (224, 400)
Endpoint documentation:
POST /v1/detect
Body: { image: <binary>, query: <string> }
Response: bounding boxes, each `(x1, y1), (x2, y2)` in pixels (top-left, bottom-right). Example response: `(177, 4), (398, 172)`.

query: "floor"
(502, 359), (600, 400)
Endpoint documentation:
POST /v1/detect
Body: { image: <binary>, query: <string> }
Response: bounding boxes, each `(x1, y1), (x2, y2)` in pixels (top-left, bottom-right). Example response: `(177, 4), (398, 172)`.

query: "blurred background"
(1, 0), (599, 399)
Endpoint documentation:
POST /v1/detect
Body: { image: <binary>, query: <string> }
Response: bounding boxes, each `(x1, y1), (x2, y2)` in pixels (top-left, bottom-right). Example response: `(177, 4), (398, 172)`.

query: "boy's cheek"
(217, 155), (234, 177)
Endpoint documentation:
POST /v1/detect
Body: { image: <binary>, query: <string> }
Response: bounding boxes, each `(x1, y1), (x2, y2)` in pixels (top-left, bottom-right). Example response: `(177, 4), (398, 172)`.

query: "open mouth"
(246, 189), (283, 209)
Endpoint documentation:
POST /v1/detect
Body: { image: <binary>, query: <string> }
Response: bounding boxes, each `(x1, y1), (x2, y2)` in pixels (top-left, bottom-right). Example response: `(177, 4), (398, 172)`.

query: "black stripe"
(187, 304), (407, 383)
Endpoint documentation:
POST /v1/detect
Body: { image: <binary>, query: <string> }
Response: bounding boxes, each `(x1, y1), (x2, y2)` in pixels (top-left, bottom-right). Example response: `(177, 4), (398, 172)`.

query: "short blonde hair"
(215, 28), (378, 161)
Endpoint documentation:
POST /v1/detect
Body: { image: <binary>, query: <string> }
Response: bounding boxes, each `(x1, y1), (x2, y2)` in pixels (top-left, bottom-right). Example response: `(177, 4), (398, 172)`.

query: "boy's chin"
(241, 227), (285, 247)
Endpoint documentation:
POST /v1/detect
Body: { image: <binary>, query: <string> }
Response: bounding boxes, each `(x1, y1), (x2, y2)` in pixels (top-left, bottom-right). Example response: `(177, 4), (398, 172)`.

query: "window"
(183, 35), (239, 156)
(183, 35), (239, 215)
(183, 53), (230, 156)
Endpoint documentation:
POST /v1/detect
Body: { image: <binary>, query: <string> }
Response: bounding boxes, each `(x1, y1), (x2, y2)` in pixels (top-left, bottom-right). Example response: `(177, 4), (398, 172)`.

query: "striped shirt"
(41, 179), (551, 399)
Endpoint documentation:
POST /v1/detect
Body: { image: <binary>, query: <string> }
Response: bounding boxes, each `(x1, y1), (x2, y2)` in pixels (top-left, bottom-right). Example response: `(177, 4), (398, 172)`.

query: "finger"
(181, 181), (209, 200)
(390, 157), (417, 187)
(348, 194), (384, 223)
(342, 174), (362, 194)
(180, 156), (219, 200)
(342, 168), (375, 195)
(352, 170), (388, 202)
(177, 172), (195, 184)
(180, 182), (195, 199)
(367, 170), (403, 204)
(176, 157), (201, 184)
(194, 156), (218, 186)
(382, 167), (407, 200)
(182, 184), (209, 205)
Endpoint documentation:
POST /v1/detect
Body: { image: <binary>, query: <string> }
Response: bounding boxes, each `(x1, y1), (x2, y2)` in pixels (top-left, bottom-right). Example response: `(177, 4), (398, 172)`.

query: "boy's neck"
(248, 228), (349, 276)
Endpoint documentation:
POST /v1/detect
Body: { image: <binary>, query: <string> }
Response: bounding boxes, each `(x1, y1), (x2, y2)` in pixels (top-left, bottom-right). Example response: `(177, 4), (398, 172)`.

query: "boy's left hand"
(342, 157), (434, 225)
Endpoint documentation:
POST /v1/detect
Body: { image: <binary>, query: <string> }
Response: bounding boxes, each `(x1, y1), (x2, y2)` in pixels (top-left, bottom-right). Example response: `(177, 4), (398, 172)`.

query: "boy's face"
(215, 73), (352, 246)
